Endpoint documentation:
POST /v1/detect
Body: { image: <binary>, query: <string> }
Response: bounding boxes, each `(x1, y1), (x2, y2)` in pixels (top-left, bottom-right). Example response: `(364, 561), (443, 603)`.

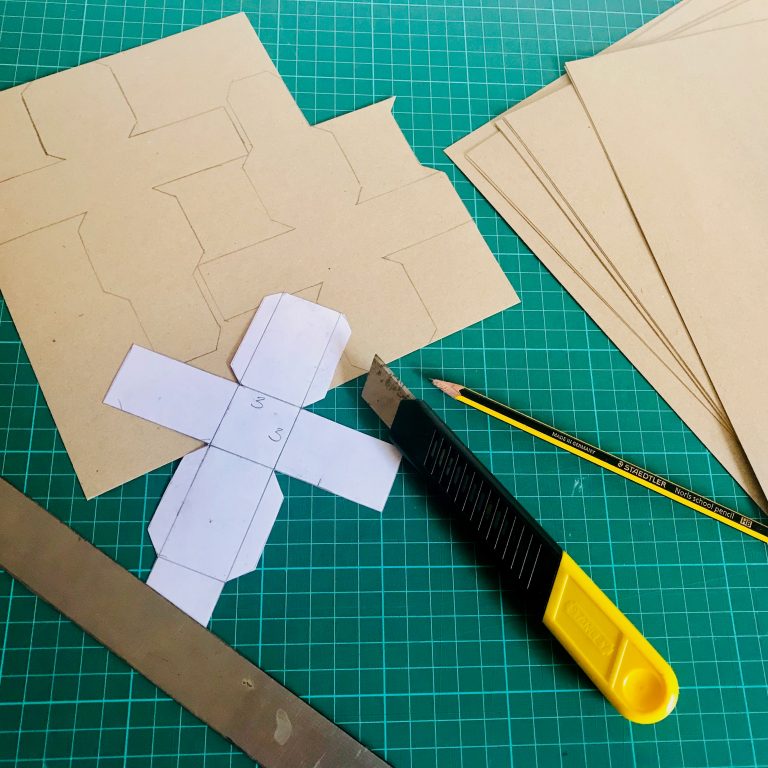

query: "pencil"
(432, 379), (768, 545)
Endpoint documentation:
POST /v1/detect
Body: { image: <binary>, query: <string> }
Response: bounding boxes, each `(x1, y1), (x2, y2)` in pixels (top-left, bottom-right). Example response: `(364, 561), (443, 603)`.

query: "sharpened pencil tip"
(432, 379), (463, 399)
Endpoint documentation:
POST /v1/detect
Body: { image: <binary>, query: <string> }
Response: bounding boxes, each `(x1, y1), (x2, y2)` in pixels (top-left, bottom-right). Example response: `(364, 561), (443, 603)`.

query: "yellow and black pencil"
(433, 379), (768, 545)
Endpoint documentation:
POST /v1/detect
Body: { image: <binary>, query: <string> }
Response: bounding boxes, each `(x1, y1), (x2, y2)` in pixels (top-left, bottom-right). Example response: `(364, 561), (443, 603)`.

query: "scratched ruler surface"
(1, 0), (767, 766)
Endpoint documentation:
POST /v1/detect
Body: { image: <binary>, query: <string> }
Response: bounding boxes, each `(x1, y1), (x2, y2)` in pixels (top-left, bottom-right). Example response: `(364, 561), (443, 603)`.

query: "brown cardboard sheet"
(634, 0), (754, 40)
(444, 0), (768, 507)
(0, 14), (518, 498)
(452, 1), (755, 419)
(492, 113), (724, 418)
(445, 0), (707, 169)
(444, 0), (722, 401)
(460, 132), (765, 509)
(0, 478), (389, 768)
(445, 0), (752, 372)
(463, 133), (718, 419)
(491, 0), (767, 414)
(649, 0), (765, 37)
(566, 20), (768, 501)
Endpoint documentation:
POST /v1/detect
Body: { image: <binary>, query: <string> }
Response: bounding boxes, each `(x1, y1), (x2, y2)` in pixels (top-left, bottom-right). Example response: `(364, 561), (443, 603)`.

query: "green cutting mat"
(1, 0), (767, 765)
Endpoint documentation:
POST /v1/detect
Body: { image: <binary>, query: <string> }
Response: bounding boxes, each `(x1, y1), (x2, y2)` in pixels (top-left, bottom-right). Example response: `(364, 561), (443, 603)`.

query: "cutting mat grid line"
(1, 0), (768, 766)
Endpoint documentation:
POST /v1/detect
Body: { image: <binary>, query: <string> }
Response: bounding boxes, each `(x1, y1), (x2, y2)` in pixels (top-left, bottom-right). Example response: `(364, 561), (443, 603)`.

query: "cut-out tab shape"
(105, 293), (402, 624)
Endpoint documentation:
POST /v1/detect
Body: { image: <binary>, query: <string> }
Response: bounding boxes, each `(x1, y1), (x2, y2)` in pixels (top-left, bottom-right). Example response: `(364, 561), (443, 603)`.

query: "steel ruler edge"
(0, 478), (390, 768)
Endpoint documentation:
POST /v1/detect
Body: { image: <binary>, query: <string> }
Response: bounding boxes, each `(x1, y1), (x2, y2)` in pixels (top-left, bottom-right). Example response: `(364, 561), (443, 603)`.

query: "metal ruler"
(0, 479), (390, 768)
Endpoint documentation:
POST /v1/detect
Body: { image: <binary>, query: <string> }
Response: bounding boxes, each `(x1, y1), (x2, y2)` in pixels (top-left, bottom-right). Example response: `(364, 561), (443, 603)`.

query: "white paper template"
(146, 557), (225, 626)
(276, 410), (402, 510)
(147, 446), (208, 551)
(228, 473), (284, 581)
(159, 447), (274, 581)
(105, 292), (401, 624)
(235, 292), (352, 406)
(211, 388), (301, 465)
(105, 346), (237, 441)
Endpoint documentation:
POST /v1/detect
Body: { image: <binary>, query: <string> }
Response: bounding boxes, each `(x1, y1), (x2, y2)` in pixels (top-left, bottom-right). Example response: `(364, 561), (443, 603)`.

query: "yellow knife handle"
(543, 553), (678, 724)
(389, 399), (678, 723)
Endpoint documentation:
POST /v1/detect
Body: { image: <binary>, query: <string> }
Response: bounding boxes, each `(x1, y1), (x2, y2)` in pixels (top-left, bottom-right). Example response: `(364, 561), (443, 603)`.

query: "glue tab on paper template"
(104, 293), (402, 624)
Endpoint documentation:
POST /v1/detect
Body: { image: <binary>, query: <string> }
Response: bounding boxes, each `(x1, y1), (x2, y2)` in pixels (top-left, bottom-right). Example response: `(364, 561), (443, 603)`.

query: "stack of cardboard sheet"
(447, 0), (768, 510)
